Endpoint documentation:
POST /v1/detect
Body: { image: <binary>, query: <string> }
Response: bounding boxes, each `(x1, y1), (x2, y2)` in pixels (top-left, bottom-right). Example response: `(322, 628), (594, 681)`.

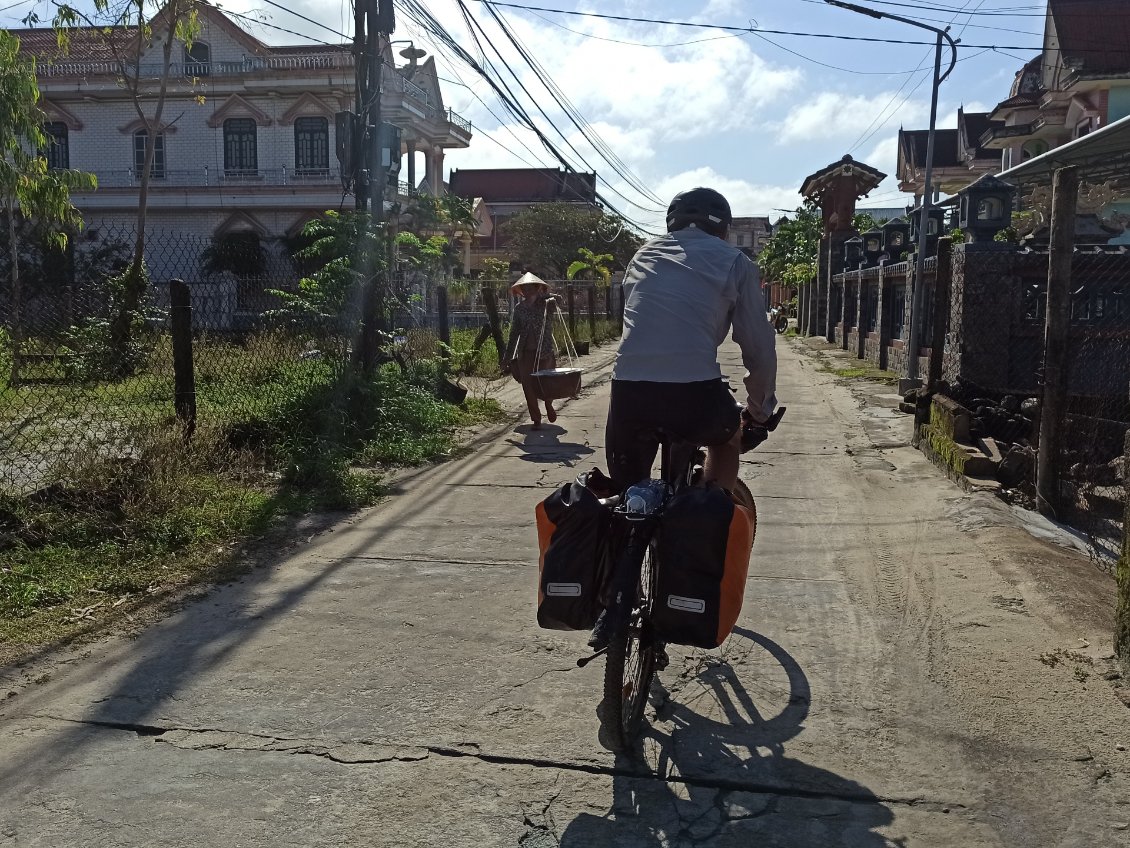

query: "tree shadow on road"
(558, 628), (899, 847)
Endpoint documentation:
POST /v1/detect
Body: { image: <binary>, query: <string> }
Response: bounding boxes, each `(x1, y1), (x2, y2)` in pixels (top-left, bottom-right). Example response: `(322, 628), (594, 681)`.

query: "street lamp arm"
(823, 0), (958, 79)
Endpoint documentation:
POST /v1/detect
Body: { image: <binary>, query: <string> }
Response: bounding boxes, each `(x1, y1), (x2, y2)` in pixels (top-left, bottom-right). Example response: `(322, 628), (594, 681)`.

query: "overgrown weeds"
(0, 354), (502, 654)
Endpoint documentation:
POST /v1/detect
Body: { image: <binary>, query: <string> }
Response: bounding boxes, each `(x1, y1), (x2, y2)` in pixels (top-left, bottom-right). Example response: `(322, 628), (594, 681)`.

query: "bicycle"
(578, 406), (785, 752)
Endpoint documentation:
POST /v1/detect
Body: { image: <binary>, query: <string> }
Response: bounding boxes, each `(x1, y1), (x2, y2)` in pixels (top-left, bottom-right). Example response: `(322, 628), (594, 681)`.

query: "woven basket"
(531, 367), (582, 401)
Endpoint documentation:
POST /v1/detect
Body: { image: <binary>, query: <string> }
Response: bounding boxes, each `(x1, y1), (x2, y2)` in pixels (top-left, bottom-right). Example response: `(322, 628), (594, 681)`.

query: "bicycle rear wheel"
(601, 544), (658, 752)
(732, 478), (757, 529)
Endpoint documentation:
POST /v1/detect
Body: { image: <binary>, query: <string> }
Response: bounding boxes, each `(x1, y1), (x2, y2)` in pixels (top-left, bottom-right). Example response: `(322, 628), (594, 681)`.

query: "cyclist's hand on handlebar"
(739, 405), (786, 453)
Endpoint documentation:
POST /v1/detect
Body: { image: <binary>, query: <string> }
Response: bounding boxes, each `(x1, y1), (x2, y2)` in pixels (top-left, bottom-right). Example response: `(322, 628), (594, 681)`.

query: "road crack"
(25, 714), (969, 814)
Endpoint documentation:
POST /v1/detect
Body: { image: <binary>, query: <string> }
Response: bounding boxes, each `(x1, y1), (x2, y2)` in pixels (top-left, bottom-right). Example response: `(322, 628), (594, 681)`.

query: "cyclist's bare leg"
(703, 428), (741, 491)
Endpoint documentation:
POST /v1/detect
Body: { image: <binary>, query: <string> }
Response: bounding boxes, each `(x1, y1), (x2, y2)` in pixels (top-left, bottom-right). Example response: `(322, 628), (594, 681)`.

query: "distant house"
(727, 216), (772, 259)
(980, 0), (1130, 169)
(14, 1), (471, 291)
(448, 168), (598, 274)
(896, 108), (999, 199)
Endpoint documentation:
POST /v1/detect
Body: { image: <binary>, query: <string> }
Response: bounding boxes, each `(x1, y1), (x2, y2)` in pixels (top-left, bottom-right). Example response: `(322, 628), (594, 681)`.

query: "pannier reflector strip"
(546, 583), (582, 597)
(667, 595), (706, 613)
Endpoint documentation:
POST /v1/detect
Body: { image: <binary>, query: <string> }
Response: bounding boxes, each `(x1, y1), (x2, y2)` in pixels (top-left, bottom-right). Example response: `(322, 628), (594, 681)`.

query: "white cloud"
(863, 135), (900, 182)
(653, 167), (803, 218)
(774, 91), (929, 144)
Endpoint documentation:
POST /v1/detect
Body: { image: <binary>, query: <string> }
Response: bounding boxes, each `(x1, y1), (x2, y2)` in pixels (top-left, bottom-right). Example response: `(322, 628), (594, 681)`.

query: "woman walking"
(501, 273), (559, 429)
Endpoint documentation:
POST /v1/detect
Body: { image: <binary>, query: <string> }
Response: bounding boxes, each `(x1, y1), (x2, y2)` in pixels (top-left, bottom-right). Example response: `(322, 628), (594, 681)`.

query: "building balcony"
(36, 56), (471, 137)
(38, 54), (356, 78)
(72, 166), (421, 196)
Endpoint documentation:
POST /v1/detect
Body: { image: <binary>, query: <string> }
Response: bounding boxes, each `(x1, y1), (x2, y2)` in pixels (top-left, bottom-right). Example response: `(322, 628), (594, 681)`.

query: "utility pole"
(352, 0), (395, 372)
(824, 0), (957, 387)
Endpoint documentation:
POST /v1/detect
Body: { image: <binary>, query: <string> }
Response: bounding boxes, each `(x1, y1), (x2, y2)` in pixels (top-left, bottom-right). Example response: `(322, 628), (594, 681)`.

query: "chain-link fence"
(935, 240), (1130, 562)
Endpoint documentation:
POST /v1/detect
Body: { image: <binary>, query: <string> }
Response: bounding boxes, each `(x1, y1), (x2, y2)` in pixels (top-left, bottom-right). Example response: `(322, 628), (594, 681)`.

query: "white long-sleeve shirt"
(612, 227), (778, 421)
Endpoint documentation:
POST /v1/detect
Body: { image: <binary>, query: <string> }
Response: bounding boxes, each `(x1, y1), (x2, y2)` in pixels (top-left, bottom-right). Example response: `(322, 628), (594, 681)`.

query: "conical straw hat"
(510, 271), (549, 293)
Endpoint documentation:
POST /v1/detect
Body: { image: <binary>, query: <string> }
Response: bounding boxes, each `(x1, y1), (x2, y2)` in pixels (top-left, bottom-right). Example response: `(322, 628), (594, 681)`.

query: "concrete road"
(2, 338), (1129, 847)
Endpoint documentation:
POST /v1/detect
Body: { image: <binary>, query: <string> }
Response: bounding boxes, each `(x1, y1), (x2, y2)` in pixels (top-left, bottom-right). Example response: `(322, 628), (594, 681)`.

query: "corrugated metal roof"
(998, 113), (1130, 185)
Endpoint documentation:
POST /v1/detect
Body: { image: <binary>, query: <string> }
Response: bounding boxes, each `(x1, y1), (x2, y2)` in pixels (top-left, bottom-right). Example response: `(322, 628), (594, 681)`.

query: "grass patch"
(825, 365), (899, 385)
(0, 339), (506, 658)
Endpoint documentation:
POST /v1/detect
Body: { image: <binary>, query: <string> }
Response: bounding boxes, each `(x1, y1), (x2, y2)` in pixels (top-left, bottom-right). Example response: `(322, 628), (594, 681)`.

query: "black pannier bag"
(650, 487), (755, 649)
(535, 478), (611, 630)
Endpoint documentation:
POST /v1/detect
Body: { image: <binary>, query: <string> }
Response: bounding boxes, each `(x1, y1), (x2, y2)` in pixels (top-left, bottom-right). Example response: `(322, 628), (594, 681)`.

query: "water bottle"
(623, 479), (669, 518)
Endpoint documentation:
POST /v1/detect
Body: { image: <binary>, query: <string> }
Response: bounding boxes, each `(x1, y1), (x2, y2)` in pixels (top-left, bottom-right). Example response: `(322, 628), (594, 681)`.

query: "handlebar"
(740, 406), (785, 453)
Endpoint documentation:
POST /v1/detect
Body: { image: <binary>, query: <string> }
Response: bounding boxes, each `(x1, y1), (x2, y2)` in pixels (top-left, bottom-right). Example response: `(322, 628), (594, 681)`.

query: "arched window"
(1021, 139), (1048, 161)
(184, 42), (210, 77)
(43, 122), (69, 170)
(223, 118), (257, 175)
(133, 129), (165, 179)
(294, 116), (329, 174)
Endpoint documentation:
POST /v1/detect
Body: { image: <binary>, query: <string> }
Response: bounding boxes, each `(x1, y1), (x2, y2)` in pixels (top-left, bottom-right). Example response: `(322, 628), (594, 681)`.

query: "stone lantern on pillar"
(909, 204), (946, 256)
(798, 154), (887, 340)
(861, 227), (884, 267)
(957, 173), (1016, 243)
(881, 217), (911, 263)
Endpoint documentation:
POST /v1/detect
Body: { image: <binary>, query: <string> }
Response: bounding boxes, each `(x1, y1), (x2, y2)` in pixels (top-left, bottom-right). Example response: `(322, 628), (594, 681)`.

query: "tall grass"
(0, 330), (504, 652)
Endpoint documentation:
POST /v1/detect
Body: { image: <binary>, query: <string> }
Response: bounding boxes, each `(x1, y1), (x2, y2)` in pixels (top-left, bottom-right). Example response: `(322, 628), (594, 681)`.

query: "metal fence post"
(436, 284), (450, 349)
(566, 284), (576, 337)
(1036, 166), (1079, 517)
(169, 279), (196, 437)
(587, 285), (597, 338)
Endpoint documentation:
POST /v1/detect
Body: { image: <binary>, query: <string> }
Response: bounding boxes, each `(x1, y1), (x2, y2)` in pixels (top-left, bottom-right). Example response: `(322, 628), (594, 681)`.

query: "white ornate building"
(15, 2), (471, 279)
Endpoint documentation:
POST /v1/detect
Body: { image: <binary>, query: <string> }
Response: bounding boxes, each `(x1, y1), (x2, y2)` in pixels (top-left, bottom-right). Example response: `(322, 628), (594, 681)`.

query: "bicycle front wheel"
(601, 544), (658, 752)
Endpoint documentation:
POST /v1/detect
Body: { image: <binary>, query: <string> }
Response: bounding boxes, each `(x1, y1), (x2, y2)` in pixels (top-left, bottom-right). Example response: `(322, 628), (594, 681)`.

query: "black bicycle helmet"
(666, 187), (732, 235)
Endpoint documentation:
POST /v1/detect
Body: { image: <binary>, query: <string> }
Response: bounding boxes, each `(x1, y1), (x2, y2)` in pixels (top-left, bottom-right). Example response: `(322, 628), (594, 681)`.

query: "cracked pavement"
(2, 339), (1129, 847)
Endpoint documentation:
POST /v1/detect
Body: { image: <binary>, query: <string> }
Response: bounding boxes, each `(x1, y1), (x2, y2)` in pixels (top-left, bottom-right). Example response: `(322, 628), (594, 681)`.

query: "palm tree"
(566, 247), (613, 287)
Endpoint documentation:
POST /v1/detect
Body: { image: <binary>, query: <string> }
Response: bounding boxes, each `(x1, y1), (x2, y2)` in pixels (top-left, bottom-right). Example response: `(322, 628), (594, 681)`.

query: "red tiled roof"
(449, 168), (597, 203)
(11, 26), (131, 62)
(1050, 0), (1130, 76)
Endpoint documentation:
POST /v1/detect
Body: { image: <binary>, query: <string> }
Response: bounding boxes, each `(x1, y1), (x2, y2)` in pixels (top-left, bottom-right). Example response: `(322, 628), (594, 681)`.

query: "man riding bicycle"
(605, 187), (779, 495)
(590, 187), (780, 650)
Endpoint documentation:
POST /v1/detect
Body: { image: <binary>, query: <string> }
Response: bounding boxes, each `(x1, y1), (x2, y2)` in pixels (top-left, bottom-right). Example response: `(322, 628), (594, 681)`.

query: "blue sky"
(4, 0), (1052, 231)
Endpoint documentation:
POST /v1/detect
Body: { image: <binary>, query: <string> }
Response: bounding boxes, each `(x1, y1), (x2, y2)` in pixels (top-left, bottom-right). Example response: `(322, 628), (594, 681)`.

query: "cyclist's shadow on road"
(558, 627), (898, 847)
(508, 423), (595, 466)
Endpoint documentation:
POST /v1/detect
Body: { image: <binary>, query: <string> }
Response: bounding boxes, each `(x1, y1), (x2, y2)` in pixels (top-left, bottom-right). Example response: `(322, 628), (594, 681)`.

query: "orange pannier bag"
(650, 487), (756, 649)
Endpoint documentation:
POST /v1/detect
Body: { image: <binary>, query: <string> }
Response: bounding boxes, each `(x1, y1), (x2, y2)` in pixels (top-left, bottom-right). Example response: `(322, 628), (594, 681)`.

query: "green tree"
(502, 203), (641, 278)
(758, 202), (881, 288)
(269, 211), (384, 338)
(480, 256), (510, 283)
(566, 247), (613, 287)
(52, 0), (202, 373)
(0, 30), (96, 384)
(758, 202), (821, 288)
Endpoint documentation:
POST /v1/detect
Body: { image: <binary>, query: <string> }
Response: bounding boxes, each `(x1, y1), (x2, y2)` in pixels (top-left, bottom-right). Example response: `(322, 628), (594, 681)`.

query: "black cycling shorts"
(605, 379), (740, 490)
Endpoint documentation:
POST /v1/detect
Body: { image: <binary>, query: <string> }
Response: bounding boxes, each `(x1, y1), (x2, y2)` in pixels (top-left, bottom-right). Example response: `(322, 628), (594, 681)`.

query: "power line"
(471, 0), (1123, 55)
(396, 0), (659, 233)
(848, 0), (986, 154)
(458, 1), (664, 216)
(255, 0), (351, 42)
(481, 1), (665, 207)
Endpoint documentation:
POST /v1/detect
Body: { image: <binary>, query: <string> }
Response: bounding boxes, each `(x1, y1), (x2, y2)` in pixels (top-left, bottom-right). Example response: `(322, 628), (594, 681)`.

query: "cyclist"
(605, 186), (779, 495)
(590, 187), (779, 650)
